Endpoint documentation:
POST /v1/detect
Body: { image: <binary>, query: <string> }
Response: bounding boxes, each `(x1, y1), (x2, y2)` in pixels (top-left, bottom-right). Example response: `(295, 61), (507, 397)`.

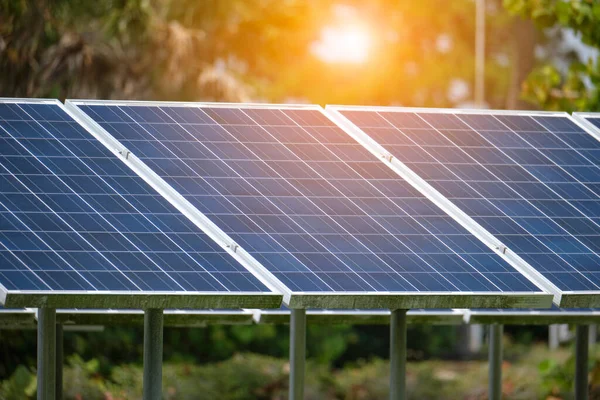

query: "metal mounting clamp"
(495, 245), (507, 254)
(118, 148), (131, 160)
(227, 243), (239, 253)
(382, 153), (393, 162)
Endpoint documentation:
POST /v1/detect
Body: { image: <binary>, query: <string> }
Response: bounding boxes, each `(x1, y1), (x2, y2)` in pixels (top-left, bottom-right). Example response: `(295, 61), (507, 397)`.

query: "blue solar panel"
(573, 113), (600, 136)
(583, 117), (600, 130)
(71, 102), (545, 300)
(333, 108), (600, 296)
(0, 100), (273, 304)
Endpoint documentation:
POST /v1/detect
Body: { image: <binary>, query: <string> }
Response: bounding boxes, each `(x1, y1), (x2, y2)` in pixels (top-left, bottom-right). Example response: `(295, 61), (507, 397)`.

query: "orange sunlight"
(312, 24), (373, 64)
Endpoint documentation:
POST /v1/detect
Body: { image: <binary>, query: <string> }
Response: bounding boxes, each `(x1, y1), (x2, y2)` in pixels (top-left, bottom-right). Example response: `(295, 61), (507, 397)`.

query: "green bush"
(0, 365), (36, 400)
(2, 345), (598, 400)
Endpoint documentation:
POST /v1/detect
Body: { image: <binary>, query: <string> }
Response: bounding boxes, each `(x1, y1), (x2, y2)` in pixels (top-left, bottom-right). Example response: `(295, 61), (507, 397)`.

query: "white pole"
(475, 0), (486, 107)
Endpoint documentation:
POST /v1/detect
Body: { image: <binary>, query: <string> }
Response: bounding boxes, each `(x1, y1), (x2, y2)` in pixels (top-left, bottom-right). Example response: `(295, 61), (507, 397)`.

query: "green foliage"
(1, 345), (598, 400)
(504, 0), (600, 45)
(503, 0), (600, 111)
(62, 355), (107, 400)
(107, 354), (328, 400)
(538, 356), (574, 397)
(307, 325), (355, 364)
(0, 366), (36, 400)
(537, 344), (600, 399)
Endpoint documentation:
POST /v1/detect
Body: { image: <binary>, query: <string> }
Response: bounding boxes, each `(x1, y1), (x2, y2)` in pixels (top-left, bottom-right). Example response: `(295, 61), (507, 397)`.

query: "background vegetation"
(1, 0), (599, 398)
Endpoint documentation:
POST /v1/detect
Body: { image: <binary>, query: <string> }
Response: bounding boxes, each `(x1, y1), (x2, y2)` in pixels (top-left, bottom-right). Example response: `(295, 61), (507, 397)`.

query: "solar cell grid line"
(0, 98), (282, 309)
(326, 106), (600, 307)
(67, 100), (553, 309)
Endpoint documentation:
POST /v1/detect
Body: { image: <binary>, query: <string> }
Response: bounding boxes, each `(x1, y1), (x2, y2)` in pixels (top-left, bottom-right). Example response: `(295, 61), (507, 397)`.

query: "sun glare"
(312, 24), (372, 64)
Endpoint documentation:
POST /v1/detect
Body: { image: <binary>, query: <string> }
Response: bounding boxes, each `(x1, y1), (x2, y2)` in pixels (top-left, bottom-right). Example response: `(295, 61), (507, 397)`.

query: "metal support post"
(489, 324), (503, 400)
(390, 309), (407, 400)
(469, 324), (484, 353)
(589, 325), (597, 350)
(575, 325), (589, 400)
(289, 309), (306, 400)
(56, 324), (63, 400)
(38, 308), (56, 400)
(549, 324), (560, 350)
(143, 309), (164, 400)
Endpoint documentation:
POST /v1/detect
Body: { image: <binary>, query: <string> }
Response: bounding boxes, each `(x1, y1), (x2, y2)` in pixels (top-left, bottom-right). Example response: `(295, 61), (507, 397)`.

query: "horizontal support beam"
(258, 312), (464, 326)
(55, 311), (253, 327)
(559, 294), (600, 308)
(287, 293), (552, 310)
(3, 292), (282, 309)
(470, 315), (600, 326)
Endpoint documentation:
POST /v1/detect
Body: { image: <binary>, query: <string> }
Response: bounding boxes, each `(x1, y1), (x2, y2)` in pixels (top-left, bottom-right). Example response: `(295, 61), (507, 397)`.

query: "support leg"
(289, 309), (306, 400)
(390, 309), (407, 400)
(56, 324), (63, 400)
(549, 324), (560, 350)
(469, 324), (484, 353)
(143, 309), (163, 400)
(37, 308), (56, 400)
(589, 325), (597, 350)
(489, 324), (503, 400)
(575, 325), (589, 400)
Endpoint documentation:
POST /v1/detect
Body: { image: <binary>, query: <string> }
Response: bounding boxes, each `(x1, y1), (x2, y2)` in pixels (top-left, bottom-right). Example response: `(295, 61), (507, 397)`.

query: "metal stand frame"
(575, 325), (589, 400)
(143, 309), (164, 400)
(589, 325), (597, 350)
(56, 324), (63, 400)
(289, 309), (306, 400)
(549, 324), (560, 350)
(390, 309), (407, 400)
(489, 324), (503, 400)
(469, 324), (484, 353)
(38, 308), (56, 400)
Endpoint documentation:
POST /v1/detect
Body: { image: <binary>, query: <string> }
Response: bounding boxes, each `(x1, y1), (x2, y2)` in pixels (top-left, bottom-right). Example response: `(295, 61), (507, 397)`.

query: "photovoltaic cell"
(72, 102), (543, 297)
(0, 101), (271, 299)
(334, 108), (600, 294)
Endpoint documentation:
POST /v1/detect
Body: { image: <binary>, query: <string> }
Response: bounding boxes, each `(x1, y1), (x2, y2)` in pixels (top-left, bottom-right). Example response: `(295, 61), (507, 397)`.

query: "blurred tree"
(504, 0), (600, 111)
(0, 0), (318, 101)
(1, 0), (532, 108)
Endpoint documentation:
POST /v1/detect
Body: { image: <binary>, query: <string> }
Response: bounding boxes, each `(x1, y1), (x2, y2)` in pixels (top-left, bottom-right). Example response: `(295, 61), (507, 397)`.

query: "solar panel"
(573, 112), (600, 138)
(0, 99), (281, 309)
(67, 100), (551, 309)
(465, 305), (600, 324)
(256, 306), (464, 325)
(327, 106), (600, 307)
(55, 308), (254, 327)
